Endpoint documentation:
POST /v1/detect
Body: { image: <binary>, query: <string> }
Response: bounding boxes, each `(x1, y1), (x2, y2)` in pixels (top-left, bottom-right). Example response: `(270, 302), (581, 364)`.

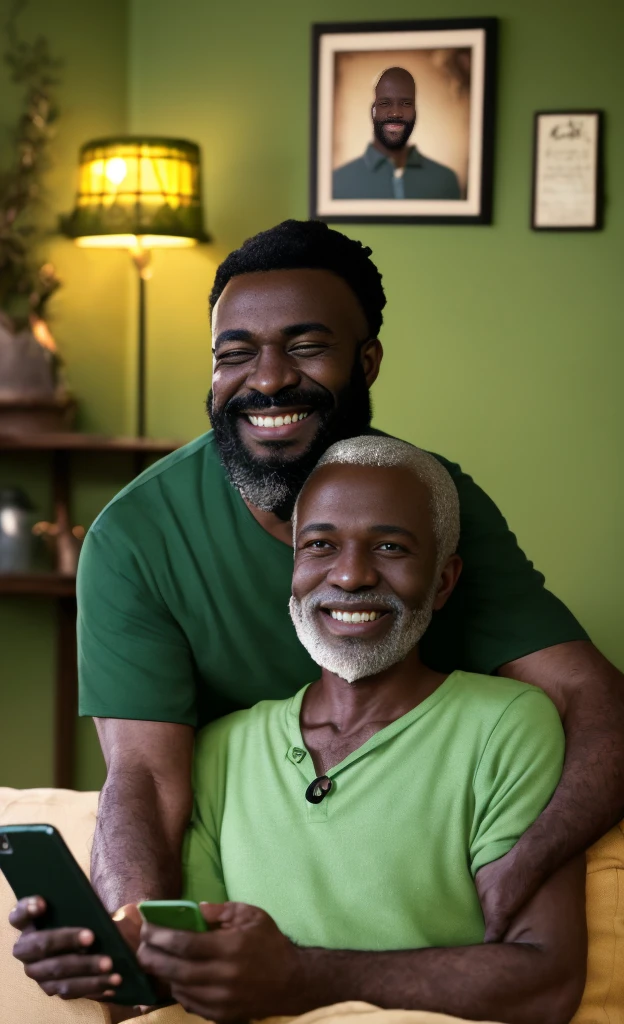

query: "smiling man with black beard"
(333, 67), (461, 200)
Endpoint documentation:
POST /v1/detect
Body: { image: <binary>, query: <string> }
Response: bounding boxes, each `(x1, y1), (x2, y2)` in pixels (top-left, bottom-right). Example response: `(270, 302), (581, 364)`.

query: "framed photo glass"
(310, 18), (497, 225)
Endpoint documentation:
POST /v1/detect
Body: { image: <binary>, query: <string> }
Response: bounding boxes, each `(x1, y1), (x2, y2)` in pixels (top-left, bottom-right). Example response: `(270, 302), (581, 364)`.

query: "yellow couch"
(0, 787), (622, 1024)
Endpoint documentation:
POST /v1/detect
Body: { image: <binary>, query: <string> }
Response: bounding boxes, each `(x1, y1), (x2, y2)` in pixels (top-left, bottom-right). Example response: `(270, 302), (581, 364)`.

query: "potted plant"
(0, 1), (75, 433)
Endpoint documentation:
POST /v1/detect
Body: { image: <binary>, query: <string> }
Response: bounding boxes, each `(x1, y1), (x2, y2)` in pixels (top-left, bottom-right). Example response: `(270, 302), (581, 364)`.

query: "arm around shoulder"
(488, 640), (624, 938)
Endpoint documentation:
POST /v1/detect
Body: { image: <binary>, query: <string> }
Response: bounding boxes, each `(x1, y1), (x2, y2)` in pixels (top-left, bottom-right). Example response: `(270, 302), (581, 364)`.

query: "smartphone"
(0, 824), (158, 1006)
(138, 899), (208, 932)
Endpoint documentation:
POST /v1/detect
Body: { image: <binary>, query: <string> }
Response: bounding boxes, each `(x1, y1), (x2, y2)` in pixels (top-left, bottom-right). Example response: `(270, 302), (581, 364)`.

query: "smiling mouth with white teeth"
(247, 411), (310, 428)
(329, 609), (386, 623)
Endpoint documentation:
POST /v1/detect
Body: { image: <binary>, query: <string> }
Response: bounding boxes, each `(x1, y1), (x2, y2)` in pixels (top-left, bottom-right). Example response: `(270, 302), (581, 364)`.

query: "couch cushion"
(572, 821), (624, 1024)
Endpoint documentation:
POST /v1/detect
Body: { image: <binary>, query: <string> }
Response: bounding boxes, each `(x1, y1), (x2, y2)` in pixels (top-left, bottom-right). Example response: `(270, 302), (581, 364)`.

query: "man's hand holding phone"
(11, 895), (128, 1001)
(137, 901), (303, 1021)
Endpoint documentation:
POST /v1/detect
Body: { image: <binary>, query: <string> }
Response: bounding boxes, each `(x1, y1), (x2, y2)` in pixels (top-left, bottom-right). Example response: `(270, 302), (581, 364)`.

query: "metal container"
(0, 488), (36, 572)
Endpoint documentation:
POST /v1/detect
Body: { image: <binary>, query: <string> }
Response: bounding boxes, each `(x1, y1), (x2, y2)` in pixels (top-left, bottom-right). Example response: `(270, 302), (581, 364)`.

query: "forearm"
(480, 642), (624, 940)
(91, 766), (189, 912)
(292, 942), (573, 1024)
(505, 648), (624, 878)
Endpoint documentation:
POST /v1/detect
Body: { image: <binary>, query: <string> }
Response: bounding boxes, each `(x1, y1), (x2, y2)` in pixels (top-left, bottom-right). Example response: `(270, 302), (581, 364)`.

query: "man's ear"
(360, 337), (383, 388)
(432, 554), (463, 611)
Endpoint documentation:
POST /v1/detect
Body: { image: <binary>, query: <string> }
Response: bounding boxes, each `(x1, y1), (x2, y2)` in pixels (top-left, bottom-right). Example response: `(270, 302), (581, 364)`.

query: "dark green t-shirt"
(77, 431), (588, 726)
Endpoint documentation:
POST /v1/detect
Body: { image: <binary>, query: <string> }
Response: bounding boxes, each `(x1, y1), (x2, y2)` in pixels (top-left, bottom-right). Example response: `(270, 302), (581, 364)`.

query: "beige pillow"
(0, 787), (108, 1024)
(572, 821), (624, 1024)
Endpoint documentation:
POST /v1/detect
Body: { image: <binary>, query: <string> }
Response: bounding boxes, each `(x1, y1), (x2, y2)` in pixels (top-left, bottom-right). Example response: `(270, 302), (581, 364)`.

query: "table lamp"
(61, 136), (208, 436)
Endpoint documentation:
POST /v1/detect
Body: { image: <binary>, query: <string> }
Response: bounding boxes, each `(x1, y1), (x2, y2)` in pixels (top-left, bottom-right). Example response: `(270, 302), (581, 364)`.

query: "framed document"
(531, 110), (603, 231)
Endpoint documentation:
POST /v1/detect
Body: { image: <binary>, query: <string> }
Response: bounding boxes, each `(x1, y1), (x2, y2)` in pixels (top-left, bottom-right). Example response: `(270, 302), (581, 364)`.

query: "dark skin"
(11, 268), (624, 1009)
(372, 67), (416, 170)
(209, 268), (382, 544)
(130, 465), (586, 1024)
(295, 465), (462, 771)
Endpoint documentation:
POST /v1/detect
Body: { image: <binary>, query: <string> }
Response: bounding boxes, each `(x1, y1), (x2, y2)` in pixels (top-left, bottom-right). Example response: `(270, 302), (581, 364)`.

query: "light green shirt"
(183, 671), (564, 950)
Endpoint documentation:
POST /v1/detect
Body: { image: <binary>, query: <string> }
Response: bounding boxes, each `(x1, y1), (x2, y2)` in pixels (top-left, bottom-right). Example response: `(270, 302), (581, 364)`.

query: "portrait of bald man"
(332, 66), (462, 201)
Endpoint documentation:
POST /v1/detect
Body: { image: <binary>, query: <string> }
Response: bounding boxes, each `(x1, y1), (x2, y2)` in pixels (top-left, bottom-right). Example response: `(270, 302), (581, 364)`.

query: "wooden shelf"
(0, 431), (188, 786)
(0, 432), (184, 454)
(0, 572), (76, 597)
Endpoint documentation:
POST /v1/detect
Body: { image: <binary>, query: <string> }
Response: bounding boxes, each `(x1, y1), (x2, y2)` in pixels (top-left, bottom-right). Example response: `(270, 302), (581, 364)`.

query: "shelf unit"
(0, 432), (183, 787)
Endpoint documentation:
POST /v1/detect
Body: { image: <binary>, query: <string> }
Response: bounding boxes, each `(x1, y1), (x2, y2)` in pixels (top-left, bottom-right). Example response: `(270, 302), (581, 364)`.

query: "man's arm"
(429, 460), (624, 939)
(480, 640), (624, 939)
(137, 856), (587, 1024)
(92, 719), (194, 914)
(77, 513), (200, 916)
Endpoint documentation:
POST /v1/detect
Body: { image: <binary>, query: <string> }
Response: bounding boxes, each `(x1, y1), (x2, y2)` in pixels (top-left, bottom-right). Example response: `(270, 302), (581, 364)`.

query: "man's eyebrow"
(370, 525), (419, 543)
(213, 323), (333, 350)
(214, 328), (253, 348)
(281, 322), (333, 338)
(298, 522), (336, 536)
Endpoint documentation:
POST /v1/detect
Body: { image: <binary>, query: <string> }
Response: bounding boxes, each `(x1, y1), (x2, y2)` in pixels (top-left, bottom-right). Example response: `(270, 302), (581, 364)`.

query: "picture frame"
(531, 110), (603, 231)
(310, 18), (498, 226)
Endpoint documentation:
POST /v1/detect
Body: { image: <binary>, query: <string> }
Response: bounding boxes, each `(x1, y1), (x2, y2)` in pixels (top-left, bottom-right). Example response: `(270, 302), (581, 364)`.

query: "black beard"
(373, 117), (416, 151)
(207, 359), (372, 521)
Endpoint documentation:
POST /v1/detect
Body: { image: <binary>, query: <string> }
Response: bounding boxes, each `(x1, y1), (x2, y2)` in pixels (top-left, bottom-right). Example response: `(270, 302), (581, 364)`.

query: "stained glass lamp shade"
(62, 137), (207, 248)
(61, 137), (208, 435)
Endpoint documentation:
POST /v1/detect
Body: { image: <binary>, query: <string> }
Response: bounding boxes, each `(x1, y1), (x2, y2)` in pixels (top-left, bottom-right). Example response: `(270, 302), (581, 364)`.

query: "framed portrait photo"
(310, 18), (497, 225)
(531, 110), (603, 231)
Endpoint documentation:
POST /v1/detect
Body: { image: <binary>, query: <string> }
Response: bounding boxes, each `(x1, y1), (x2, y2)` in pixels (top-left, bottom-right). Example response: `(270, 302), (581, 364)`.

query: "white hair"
(293, 435), (460, 571)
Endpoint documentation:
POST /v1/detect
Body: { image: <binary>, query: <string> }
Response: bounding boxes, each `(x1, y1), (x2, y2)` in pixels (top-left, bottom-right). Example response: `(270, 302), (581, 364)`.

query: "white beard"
(289, 588), (437, 684)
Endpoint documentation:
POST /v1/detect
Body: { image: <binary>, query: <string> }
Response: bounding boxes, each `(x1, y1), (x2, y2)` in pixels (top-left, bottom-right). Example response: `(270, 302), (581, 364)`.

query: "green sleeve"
(469, 688), (565, 876)
(182, 815), (227, 905)
(77, 516), (197, 725)
(182, 724), (228, 904)
(422, 455), (589, 674)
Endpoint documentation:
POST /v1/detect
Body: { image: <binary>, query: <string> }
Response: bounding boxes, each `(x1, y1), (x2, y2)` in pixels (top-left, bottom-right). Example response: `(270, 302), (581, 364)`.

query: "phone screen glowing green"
(138, 899), (208, 932)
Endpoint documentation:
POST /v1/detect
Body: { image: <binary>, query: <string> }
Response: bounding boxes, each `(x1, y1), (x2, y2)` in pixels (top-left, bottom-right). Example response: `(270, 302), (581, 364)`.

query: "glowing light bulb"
(105, 157), (127, 186)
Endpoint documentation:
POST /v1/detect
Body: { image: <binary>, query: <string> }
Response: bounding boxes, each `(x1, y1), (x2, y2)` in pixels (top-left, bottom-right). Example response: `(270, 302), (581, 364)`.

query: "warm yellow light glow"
(63, 137), (206, 247)
(105, 157), (127, 185)
(77, 143), (198, 211)
(74, 234), (198, 249)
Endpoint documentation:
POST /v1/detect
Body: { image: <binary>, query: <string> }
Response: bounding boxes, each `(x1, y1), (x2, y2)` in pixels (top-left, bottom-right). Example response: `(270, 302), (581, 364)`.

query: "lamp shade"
(61, 136), (208, 248)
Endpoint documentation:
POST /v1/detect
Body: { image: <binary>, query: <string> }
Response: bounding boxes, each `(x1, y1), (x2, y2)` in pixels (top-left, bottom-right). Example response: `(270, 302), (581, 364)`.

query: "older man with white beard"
(11, 436), (588, 1024)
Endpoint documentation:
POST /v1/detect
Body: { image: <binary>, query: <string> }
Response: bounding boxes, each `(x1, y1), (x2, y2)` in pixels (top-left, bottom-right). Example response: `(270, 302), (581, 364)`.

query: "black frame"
(310, 17), (498, 226)
(531, 110), (604, 232)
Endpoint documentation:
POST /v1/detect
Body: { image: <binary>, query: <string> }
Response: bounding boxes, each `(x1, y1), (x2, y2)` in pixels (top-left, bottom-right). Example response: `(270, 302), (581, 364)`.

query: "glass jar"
(0, 488), (36, 573)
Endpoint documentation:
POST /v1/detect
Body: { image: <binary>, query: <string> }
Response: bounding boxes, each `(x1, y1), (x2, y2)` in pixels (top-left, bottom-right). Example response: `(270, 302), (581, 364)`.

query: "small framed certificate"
(531, 110), (603, 231)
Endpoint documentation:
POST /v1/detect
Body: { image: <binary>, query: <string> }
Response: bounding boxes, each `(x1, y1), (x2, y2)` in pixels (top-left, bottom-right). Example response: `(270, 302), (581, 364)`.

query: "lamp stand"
(130, 244), (152, 438)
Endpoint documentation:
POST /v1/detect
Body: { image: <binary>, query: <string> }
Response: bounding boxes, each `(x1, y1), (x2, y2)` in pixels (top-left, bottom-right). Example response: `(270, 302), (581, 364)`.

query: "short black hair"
(209, 219), (386, 337)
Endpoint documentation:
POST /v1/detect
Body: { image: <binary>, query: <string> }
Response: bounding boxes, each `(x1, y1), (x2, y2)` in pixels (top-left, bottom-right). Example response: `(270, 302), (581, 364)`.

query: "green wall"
(1, 0), (623, 791)
(0, 0), (130, 789)
(130, 0), (623, 656)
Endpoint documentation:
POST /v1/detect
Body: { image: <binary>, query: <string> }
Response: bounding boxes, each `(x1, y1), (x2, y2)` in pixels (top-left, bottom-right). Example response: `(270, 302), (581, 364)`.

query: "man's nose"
(245, 346), (301, 396)
(326, 543), (379, 592)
